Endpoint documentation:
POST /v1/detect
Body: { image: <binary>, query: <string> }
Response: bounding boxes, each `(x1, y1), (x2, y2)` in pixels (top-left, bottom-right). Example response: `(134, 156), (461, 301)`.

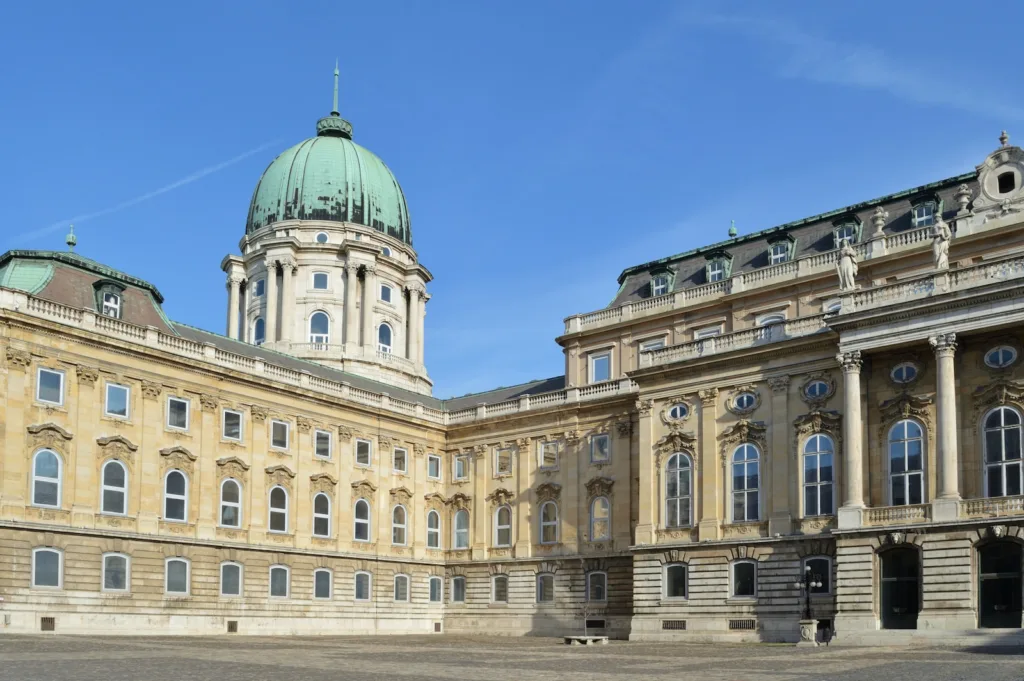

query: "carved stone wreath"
(725, 386), (761, 416)
(5, 347), (32, 369)
(76, 365), (99, 385)
(250, 404), (269, 422)
(337, 425), (354, 441)
(718, 420), (768, 464)
(535, 483), (561, 503)
(799, 371), (837, 409)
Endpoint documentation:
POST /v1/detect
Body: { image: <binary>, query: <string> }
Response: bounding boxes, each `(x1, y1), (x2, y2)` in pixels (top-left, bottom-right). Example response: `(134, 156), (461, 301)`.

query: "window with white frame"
(354, 571), (371, 601)
(393, 574), (409, 601)
(756, 313), (785, 327)
(355, 439), (372, 466)
(984, 407), (1023, 497)
(165, 558), (189, 595)
(313, 493), (331, 537)
(540, 441), (558, 469)
(912, 201), (936, 228)
(32, 548), (62, 588)
(167, 396), (189, 430)
(694, 326), (722, 340)
(254, 279), (265, 297)
(803, 556), (831, 595)
(392, 505), (407, 545)
(354, 499), (370, 541)
(451, 576), (466, 603)
(769, 242), (789, 265)
(101, 291), (121, 318)
(427, 454), (441, 480)
(540, 501), (558, 544)
(494, 506), (512, 547)
(426, 510), (441, 548)
(314, 569), (332, 599)
(805, 380), (830, 399)
(312, 272), (329, 290)
(732, 560), (756, 598)
(492, 574), (509, 603)
(889, 420), (924, 505)
(163, 470), (188, 522)
(590, 496), (610, 541)
(315, 231), (329, 244)
(37, 367), (64, 406)
(733, 392), (757, 410)
(429, 575), (442, 603)
(589, 351), (611, 383)
(222, 409), (242, 441)
(668, 404), (688, 420)
(381, 246), (392, 257)
(590, 433), (611, 463)
(101, 460), (127, 515)
(495, 448), (513, 475)
(377, 323), (393, 353)
(640, 338), (666, 353)
(380, 283), (393, 303)
(102, 553), (129, 592)
(834, 222), (857, 246)
(309, 311), (330, 344)
(393, 447), (408, 473)
(665, 453), (692, 528)
(269, 565), (289, 598)
(221, 561), (242, 597)
(891, 362), (918, 385)
(454, 454), (469, 480)
(651, 274), (670, 297)
(32, 449), (62, 508)
(314, 429), (331, 458)
(731, 444), (760, 522)
(104, 383), (130, 418)
(986, 346), (1018, 369)
(665, 563), (687, 599)
(268, 486), (288, 532)
(270, 420), (289, 449)
(253, 317), (266, 345)
(453, 509), (470, 549)
(587, 571), (607, 601)
(220, 479), (242, 527)
(803, 434), (835, 517)
(707, 259), (726, 283)
(536, 573), (554, 603)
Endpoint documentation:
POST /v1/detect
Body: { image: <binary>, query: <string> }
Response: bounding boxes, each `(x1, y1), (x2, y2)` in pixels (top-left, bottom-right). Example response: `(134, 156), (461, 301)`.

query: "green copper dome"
(246, 70), (412, 243)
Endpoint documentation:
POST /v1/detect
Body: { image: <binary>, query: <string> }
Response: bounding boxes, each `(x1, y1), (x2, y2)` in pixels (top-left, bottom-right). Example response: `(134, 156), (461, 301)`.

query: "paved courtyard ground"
(0, 635), (1022, 680)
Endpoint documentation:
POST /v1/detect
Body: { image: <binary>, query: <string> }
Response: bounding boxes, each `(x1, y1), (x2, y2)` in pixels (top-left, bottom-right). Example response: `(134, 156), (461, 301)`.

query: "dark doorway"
(979, 541), (1023, 629)
(880, 548), (920, 630)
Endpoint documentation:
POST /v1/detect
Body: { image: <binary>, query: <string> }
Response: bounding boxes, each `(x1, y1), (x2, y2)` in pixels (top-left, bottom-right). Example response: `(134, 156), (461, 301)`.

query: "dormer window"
(769, 243), (789, 265)
(101, 292), (121, 318)
(93, 281), (126, 320)
(652, 274), (670, 297)
(834, 222), (858, 247)
(707, 260), (726, 283)
(912, 202), (936, 228)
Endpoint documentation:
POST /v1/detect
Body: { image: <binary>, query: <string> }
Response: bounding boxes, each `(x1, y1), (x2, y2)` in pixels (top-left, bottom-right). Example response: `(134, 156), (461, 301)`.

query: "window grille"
(661, 620), (687, 630)
(728, 619), (757, 631)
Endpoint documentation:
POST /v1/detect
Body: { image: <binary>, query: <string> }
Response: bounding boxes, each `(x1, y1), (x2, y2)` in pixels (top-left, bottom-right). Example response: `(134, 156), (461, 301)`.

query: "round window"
(985, 346), (1017, 368)
(805, 380), (829, 398)
(315, 232), (329, 244)
(668, 404), (688, 420)
(382, 246), (392, 257)
(734, 392), (756, 410)
(891, 362), (918, 384)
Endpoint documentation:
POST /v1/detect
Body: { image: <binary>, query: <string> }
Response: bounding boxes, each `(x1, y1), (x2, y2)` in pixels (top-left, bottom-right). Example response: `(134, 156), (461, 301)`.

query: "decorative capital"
(75, 365), (99, 385)
(563, 430), (581, 445)
(4, 348), (32, 369)
(836, 351), (862, 373)
(585, 476), (615, 498)
(199, 393), (219, 410)
(486, 488), (515, 507)
(250, 404), (269, 422)
(141, 381), (162, 399)
(296, 416), (312, 432)
(767, 376), (790, 394)
(635, 399), (654, 417)
(337, 425), (353, 441)
(698, 388), (719, 407)
(534, 482), (562, 503)
(413, 443), (426, 457)
(228, 274), (244, 286)
(929, 333), (957, 356)
(615, 420), (633, 438)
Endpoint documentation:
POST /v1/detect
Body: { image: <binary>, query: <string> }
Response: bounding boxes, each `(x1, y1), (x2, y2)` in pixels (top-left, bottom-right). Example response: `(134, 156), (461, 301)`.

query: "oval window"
(985, 346), (1017, 368)
(315, 232), (329, 244)
(891, 363), (918, 384)
(668, 404), (688, 420)
(805, 380), (829, 398)
(734, 392), (756, 410)
(382, 247), (392, 257)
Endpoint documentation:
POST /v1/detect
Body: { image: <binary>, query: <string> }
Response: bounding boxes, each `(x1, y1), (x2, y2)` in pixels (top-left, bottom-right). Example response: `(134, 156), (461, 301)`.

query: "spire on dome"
(332, 59), (340, 116)
(317, 62), (353, 139)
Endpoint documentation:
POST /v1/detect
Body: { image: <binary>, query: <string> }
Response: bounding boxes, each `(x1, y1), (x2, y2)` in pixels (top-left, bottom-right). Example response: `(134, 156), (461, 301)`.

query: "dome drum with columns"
(222, 67), (432, 394)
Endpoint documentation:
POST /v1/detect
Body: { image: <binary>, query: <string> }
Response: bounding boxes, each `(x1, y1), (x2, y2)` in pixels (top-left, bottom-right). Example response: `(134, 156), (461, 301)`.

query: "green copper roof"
(0, 250), (165, 302)
(0, 260), (53, 294)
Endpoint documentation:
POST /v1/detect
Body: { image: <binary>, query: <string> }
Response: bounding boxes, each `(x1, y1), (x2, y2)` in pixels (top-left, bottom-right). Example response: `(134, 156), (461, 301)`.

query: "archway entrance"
(880, 548), (919, 630)
(979, 541), (1023, 629)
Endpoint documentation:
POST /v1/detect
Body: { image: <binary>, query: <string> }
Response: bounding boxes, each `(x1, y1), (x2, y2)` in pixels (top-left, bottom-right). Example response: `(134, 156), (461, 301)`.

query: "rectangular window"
(222, 409), (242, 441)
(270, 566), (289, 598)
(312, 272), (329, 290)
(454, 455), (469, 480)
(270, 420), (289, 449)
(536, 574), (554, 603)
(694, 326), (722, 340)
(587, 573), (607, 602)
(589, 352), (611, 383)
(37, 368), (64, 406)
(707, 260), (725, 282)
(314, 430), (332, 458)
(101, 292), (121, 318)
(355, 439), (372, 466)
(102, 554), (129, 592)
(165, 559), (189, 595)
(33, 549), (62, 588)
(167, 397), (189, 430)
(380, 284), (392, 303)
(429, 577), (442, 603)
(452, 576), (466, 603)
(314, 570), (332, 599)
(104, 383), (130, 418)
(590, 434), (611, 463)
(221, 563), (241, 597)
(427, 454), (441, 480)
(913, 203), (936, 228)
(493, 576), (508, 603)
(540, 442), (558, 469)
(355, 573), (371, 601)
(652, 275), (669, 297)
(732, 562), (756, 598)
(666, 564), (687, 599)
(640, 339), (665, 353)
(393, 448), (408, 473)
(495, 448), (513, 475)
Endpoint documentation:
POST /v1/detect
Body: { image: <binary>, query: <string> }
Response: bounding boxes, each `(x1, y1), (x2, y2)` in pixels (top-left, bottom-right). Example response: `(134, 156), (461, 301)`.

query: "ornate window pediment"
(265, 465), (295, 489)
(654, 427), (697, 469)
(972, 379), (1024, 429)
(535, 483), (562, 503)
(351, 480), (378, 500)
(718, 420), (767, 463)
(96, 435), (138, 453)
(390, 486), (413, 504)
(216, 456), (250, 479)
(159, 446), (196, 473)
(424, 492), (448, 510)
(585, 476), (614, 499)
(446, 492), (472, 511)
(486, 488), (515, 507)
(877, 393), (934, 444)
(27, 423), (74, 451)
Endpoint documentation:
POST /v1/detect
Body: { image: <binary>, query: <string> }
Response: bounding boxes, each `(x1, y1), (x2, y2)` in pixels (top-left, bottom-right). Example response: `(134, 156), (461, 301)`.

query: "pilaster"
(264, 259), (279, 343)
(137, 381), (162, 534)
(71, 365), (99, 527)
(767, 376), (792, 535)
(361, 265), (377, 351)
(196, 394), (218, 540)
(472, 445), (487, 560)
(698, 388), (720, 541)
(634, 400), (656, 544)
(514, 438), (532, 555)
(344, 264), (359, 350)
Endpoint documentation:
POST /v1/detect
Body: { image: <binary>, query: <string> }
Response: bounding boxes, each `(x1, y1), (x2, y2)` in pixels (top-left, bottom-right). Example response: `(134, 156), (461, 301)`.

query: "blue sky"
(1, 2), (1021, 398)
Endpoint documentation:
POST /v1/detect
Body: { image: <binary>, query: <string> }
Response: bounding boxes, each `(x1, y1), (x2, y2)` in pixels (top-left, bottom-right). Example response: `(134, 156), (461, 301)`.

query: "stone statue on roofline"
(836, 238), (858, 291)
(931, 216), (952, 270)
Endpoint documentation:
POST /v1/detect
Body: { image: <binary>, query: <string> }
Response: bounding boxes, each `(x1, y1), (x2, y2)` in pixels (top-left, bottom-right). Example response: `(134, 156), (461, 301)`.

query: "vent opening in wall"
(227, 620), (238, 633)
(585, 619), (606, 630)
(662, 619), (687, 630)
(999, 171), (1016, 194)
(434, 622), (442, 633)
(728, 619), (756, 631)
(40, 617), (55, 632)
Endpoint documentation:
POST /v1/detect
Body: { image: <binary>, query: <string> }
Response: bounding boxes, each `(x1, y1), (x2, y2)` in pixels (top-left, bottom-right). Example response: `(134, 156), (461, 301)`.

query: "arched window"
(985, 407), (1023, 498)
(393, 573), (409, 601)
(163, 470), (188, 522)
(494, 505), (512, 547)
(31, 449), (62, 508)
(426, 509), (441, 549)
(269, 564), (289, 598)
(803, 434), (834, 517)
(378, 323), (393, 353)
(165, 557), (190, 595)
(32, 548), (62, 589)
(392, 505), (407, 545)
(889, 420), (924, 505)
(665, 453), (692, 528)
(314, 568), (332, 599)
(313, 493), (331, 537)
(540, 501), (559, 544)
(665, 563), (687, 599)
(429, 576), (443, 603)
(587, 571), (607, 601)
(309, 311), (330, 344)
(453, 509), (470, 549)
(220, 561), (242, 597)
(590, 496), (610, 541)
(102, 553), (129, 592)
(101, 460), (127, 515)
(354, 499), (370, 542)
(492, 574), (509, 603)
(268, 486), (288, 532)
(354, 571), (371, 601)
(219, 479), (241, 528)
(253, 317), (265, 345)
(732, 444), (760, 521)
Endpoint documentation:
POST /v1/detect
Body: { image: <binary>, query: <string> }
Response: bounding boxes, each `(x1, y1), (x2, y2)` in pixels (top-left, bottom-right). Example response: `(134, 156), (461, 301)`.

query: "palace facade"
(2, 83), (1024, 644)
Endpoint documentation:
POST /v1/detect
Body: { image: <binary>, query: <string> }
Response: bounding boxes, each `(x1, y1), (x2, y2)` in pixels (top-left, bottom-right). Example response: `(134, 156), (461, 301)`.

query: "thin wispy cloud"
(12, 140), (282, 246)
(679, 11), (1024, 122)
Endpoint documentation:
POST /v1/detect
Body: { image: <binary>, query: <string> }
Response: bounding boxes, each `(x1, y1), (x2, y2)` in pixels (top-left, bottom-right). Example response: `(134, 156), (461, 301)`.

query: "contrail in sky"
(12, 140), (282, 246)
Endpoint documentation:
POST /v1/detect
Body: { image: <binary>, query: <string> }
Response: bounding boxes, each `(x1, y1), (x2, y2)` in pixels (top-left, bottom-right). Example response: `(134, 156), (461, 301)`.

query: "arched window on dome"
(253, 318), (266, 346)
(309, 311), (330, 346)
(378, 323), (393, 354)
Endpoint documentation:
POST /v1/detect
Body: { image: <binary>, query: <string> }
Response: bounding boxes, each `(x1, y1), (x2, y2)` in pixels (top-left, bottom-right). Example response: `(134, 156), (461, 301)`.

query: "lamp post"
(793, 564), (823, 646)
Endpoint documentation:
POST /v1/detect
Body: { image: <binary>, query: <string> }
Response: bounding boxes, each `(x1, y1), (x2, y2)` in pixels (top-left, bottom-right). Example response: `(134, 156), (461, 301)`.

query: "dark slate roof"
(0, 250), (164, 302)
(443, 375), (566, 411)
(609, 172), (977, 306)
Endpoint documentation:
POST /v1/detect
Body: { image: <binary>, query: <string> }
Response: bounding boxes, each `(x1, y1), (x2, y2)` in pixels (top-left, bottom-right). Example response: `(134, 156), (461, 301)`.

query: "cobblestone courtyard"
(0, 636), (1022, 680)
